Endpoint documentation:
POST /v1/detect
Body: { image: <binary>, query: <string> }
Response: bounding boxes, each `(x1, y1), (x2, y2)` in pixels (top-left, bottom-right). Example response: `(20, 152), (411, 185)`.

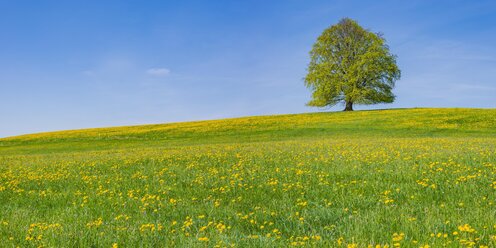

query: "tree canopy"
(304, 18), (401, 111)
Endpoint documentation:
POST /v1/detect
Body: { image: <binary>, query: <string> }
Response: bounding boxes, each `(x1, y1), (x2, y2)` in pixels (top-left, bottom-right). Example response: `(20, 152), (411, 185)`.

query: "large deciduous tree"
(304, 18), (401, 111)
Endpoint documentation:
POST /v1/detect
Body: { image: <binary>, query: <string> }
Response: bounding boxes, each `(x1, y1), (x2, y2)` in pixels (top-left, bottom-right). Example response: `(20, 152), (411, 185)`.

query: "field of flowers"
(0, 108), (495, 247)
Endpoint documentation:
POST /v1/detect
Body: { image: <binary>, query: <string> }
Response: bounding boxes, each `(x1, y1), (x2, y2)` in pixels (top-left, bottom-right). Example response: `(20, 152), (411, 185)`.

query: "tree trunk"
(344, 101), (353, 111)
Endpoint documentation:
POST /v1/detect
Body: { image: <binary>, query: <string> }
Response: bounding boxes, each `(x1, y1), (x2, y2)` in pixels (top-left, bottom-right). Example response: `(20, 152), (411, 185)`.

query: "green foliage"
(305, 18), (401, 110)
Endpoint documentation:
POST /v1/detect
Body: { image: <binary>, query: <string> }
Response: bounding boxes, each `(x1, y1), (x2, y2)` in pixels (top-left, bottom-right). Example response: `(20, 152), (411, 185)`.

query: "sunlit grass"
(0, 108), (495, 247)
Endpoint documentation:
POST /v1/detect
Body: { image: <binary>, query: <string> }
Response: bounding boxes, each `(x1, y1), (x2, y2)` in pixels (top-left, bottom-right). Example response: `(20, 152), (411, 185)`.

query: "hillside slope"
(1, 108), (495, 155)
(1, 108), (496, 247)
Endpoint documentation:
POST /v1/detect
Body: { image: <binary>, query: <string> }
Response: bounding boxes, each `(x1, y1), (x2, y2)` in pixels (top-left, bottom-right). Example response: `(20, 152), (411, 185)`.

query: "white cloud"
(146, 68), (170, 76)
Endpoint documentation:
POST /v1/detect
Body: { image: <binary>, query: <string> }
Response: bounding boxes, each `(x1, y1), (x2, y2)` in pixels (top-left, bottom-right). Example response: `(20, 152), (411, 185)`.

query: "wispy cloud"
(410, 40), (496, 62)
(146, 68), (170, 76)
(453, 83), (496, 92)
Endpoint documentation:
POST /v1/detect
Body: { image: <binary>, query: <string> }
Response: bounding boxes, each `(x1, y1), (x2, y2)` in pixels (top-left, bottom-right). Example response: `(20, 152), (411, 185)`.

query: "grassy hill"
(0, 108), (495, 247)
(1, 108), (495, 155)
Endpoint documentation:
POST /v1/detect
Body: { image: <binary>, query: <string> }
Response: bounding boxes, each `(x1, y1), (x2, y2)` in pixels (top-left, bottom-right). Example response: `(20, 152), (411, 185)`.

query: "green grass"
(0, 108), (495, 247)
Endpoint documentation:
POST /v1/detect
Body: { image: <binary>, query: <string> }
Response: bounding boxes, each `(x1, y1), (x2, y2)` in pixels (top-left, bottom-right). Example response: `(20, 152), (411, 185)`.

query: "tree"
(304, 18), (401, 111)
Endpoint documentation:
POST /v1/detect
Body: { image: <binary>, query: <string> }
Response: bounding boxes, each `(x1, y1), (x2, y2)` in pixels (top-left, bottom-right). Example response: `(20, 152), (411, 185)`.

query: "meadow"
(0, 108), (495, 247)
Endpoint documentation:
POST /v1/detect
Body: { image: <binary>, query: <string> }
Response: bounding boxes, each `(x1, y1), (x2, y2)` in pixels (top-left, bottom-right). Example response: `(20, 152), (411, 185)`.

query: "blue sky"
(1, 0), (495, 137)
